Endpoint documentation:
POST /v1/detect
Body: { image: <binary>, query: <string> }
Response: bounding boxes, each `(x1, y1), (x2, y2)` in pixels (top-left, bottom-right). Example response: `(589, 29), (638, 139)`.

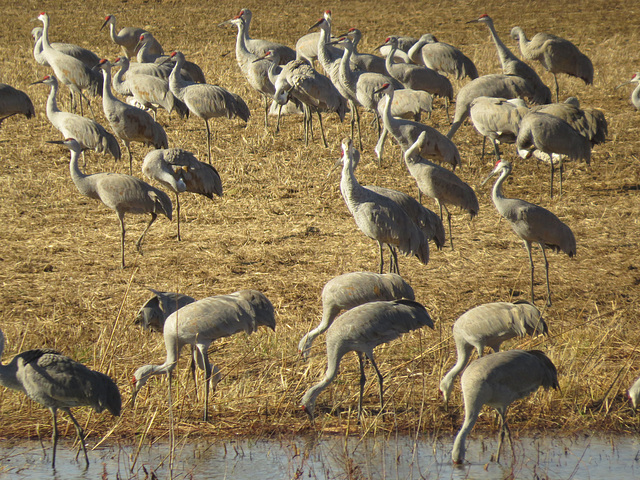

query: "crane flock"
(2, 5), (638, 472)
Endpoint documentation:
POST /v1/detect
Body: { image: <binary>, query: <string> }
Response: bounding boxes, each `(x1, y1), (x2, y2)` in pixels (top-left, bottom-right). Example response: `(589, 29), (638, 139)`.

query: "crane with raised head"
(452, 349), (558, 464)
(616, 73), (640, 110)
(407, 34), (478, 80)
(339, 28), (387, 74)
(135, 33), (206, 84)
(482, 159), (576, 306)
(231, 8), (296, 64)
(0, 83), (35, 129)
(100, 14), (156, 59)
(301, 299), (434, 420)
(31, 26), (100, 69)
(132, 289), (275, 421)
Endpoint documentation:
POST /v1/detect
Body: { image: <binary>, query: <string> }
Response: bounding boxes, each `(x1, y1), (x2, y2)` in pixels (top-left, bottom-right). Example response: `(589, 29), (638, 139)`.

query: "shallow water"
(0, 433), (639, 479)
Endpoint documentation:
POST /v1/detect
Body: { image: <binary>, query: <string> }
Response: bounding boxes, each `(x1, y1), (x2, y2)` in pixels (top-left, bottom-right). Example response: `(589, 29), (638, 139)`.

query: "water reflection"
(0, 433), (638, 479)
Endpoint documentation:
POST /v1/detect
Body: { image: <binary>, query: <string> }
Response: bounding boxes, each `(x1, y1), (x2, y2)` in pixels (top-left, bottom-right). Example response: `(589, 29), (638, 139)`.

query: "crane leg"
(353, 102), (363, 151)
(374, 126), (387, 165)
(136, 213), (158, 255)
(540, 244), (552, 307)
(378, 241), (385, 274)
(203, 352), (211, 422)
(443, 204), (454, 250)
(559, 160), (564, 197)
(65, 408), (90, 468)
(388, 244), (400, 275)
(263, 95), (269, 130)
(445, 97), (451, 124)
(524, 241), (535, 305)
(80, 92), (95, 120)
(549, 160), (555, 198)
(493, 141), (501, 161)
(118, 214), (126, 269)
(357, 352), (367, 420)
(205, 119), (212, 164)
(175, 193), (182, 241)
(493, 411), (507, 463)
(303, 105), (310, 146)
(275, 103), (283, 134)
(481, 136), (486, 162)
(50, 409), (59, 468)
(368, 354), (385, 412)
(317, 111), (328, 148)
(553, 74), (560, 103)
(125, 143), (134, 176)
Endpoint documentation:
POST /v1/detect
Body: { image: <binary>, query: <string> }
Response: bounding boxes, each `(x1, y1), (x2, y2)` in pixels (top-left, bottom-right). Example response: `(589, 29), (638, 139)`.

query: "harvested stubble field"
(0, 0), (639, 447)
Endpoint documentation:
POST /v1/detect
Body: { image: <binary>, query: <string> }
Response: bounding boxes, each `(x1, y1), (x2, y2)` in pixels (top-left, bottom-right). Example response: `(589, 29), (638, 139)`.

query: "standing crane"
(378, 35), (418, 62)
(135, 33), (206, 84)
(0, 83), (35, 129)
(439, 301), (547, 407)
(166, 51), (250, 163)
(37, 12), (102, 116)
(407, 34), (478, 80)
(30, 75), (121, 161)
(133, 31), (165, 62)
(451, 349), (558, 464)
(100, 14), (157, 59)
(95, 59), (168, 174)
(339, 138), (430, 274)
(31, 27), (100, 69)
(132, 289), (276, 421)
(339, 28), (388, 74)
(49, 138), (172, 268)
(511, 26), (593, 102)
(0, 327), (121, 468)
(298, 272), (415, 360)
(142, 148), (222, 241)
(482, 159), (576, 306)
(616, 73), (640, 110)
(467, 14), (551, 105)
(403, 131), (478, 249)
(135, 288), (196, 332)
(300, 299), (434, 420)
(308, 11), (344, 83)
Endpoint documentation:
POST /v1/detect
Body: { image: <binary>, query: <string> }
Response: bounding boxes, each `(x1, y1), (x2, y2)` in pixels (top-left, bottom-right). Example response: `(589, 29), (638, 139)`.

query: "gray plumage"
(531, 97), (607, 146)
(133, 31), (165, 63)
(31, 26), (100, 69)
(404, 131), (478, 249)
(378, 35), (418, 62)
(298, 272), (415, 360)
(96, 59), (168, 174)
(616, 73), (640, 110)
(309, 11), (344, 85)
(511, 26), (593, 102)
(142, 148), (222, 241)
(100, 14), (152, 60)
(451, 349), (558, 464)
(0, 328), (121, 468)
(135, 33), (206, 84)
(629, 375), (640, 409)
(295, 31), (322, 65)
(340, 138), (430, 274)
(408, 34), (478, 80)
(439, 301), (547, 406)
(482, 159), (576, 306)
(342, 28), (388, 75)
(132, 289), (276, 421)
(0, 83), (35, 128)
(134, 288), (196, 332)
(31, 75), (120, 161)
(300, 299), (434, 420)
(52, 138), (172, 268)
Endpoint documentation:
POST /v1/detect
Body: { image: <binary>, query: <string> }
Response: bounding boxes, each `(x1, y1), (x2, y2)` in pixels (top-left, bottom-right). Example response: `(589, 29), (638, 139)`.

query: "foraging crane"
(516, 110), (592, 197)
(403, 132), (478, 249)
(301, 299), (434, 420)
(0, 327), (121, 468)
(0, 83), (35, 128)
(439, 301), (547, 406)
(511, 26), (593, 102)
(31, 27), (100, 69)
(376, 82), (461, 169)
(451, 349), (558, 464)
(30, 75), (120, 161)
(142, 148), (222, 241)
(339, 138), (430, 274)
(298, 272), (415, 360)
(467, 14), (551, 105)
(482, 159), (576, 306)
(49, 138), (172, 268)
(166, 51), (250, 164)
(135, 288), (196, 332)
(100, 14), (157, 59)
(629, 375), (640, 409)
(95, 59), (168, 174)
(37, 12), (102, 116)
(616, 73), (640, 110)
(407, 34), (478, 80)
(132, 289), (276, 421)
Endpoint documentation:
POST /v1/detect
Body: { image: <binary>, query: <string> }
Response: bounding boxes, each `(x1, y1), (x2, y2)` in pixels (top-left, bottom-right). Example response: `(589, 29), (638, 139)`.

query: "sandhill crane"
(439, 301), (547, 406)
(0, 83), (35, 128)
(516, 110), (592, 197)
(111, 56), (188, 120)
(339, 28), (387, 74)
(376, 88), (433, 123)
(446, 74), (535, 139)
(298, 272), (415, 360)
(467, 14), (551, 105)
(135, 33), (206, 84)
(295, 31), (330, 66)
(50, 138), (172, 268)
(132, 289), (275, 421)
(301, 299), (434, 420)
(407, 34), (478, 80)
(142, 148), (222, 241)
(135, 288), (196, 332)
(0, 327), (121, 468)
(100, 14), (157, 59)
(376, 82), (461, 169)
(378, 35), (418, 62)
(629, 375), (640, 409)
(532, 97), (607, 146)
(403, 132), (478, 249)
(616, 73), (640, 110)
(381, 36), (453, 119)
(133, 31), (165, 62)
(451, 349), (558, 464)
(95, 59), (168, 174)
(482, 159), (576, 306)
(339, 138), (429, 274)
(166, 51), (250, 163)
(511, 26), (593, 102)
(30, 75), (120, 161)
(31, 27), (100, 69)
(469, 96), (529, 160)
(308, 11), (344, 82)
(37, 12), (102, 116)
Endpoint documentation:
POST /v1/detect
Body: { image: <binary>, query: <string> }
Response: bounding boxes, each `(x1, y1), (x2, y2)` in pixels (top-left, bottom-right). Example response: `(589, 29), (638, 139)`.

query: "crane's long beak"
(100, 18), (109, 31)
(29, 79), (45, 86)
(466, 18), (480, 24)
(480, 168), (498, 186)
(615, 81), (632, 90)
(308, 19), (323, 32)
(45, 140), (65, 145)
(325, 37), (345, 46)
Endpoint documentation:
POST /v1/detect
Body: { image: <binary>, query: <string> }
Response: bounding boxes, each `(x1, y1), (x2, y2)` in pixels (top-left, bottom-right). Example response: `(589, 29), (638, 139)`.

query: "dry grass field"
(0, 0), (639, 449)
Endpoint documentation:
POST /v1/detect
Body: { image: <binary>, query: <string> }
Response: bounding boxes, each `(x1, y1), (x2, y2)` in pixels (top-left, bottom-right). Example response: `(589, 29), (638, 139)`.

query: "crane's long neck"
(484, 19), (518, 71)
(491, 168), (510, 209)
(340, 149), (366, 210)
(168, 56), (189, 100)
(107, 21), (120, 44)
(45, 81), (61, 118)
(40, 16), (53, 52)
(100, 66), (118, 105)
(136, 41), (156, 63)
(439, 343), (473, 405)
(112, 61), (129, 96)
(234, 21), (254, 72)
(0, 332), (25, 393)
(317, 21), (336, 76)
(407, 38), (427, 63)
(298, 305), (340, 358)
(300, 343), (344, 414)
(338, 41), (357, 100)
(379, 89), (401, 138)
(68, 148), (98, 199)
(513, 28), (531, 56)
(632, 83), (640, 110)
(384, 42), (398, 72)
(33, 35), (45, 64)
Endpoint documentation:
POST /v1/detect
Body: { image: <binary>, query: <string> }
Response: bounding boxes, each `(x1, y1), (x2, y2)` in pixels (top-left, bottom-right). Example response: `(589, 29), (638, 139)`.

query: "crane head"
(29, 75), (54, 86)
(37, 12), (48, 23)
(373, 82), (392, 96)
(467, 13), (491, 24)
(100, 14), (114, 31)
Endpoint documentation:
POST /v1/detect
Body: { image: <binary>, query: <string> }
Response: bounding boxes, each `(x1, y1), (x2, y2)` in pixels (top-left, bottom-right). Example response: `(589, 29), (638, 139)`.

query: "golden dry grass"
(0, 0), (638, 446)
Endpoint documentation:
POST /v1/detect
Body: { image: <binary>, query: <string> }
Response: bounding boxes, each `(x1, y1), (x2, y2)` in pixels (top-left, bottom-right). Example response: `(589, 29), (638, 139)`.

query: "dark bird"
(0, 83), (35, 128)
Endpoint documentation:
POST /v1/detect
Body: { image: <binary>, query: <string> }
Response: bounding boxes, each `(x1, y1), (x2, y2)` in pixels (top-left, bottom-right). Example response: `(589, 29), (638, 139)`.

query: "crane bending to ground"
(132, 289), (275, 421)
(0, 327), (121, 468)
(482, 159), (576, 306)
